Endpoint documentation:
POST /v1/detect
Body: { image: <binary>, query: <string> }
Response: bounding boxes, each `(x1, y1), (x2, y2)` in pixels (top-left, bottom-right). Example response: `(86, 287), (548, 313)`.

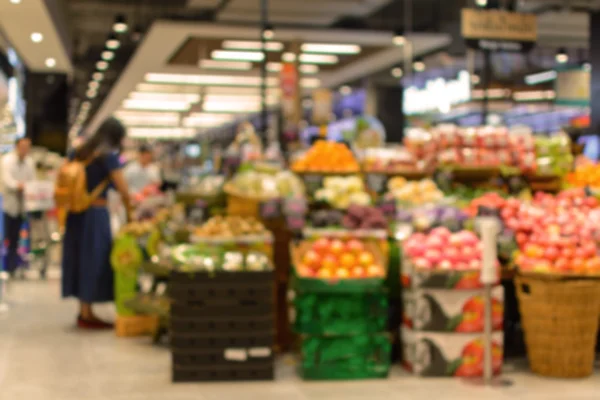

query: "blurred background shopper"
(61, 118), (131, 329)
(124, 144), (160, 195)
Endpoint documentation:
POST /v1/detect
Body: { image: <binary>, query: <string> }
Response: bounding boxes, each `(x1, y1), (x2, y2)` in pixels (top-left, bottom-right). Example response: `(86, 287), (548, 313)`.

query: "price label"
(366, 173), (389, 194)
(260, 199), (281, 219)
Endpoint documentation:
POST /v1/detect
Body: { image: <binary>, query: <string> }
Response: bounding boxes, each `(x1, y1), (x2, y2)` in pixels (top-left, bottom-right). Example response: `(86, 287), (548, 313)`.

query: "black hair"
(75, 117), (126, 161)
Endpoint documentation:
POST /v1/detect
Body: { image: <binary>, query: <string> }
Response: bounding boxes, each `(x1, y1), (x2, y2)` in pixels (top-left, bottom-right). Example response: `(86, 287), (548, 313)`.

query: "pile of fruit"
(310, 205), (387, 230)
(314, 176), (371, 209)
(194, 215), (267, 238)
(296, 238), (385, 279)
(362, 147), (432, 174)
(291, 141), (360, 173)
(227, 169), (305, 199)
(171, 245), (272, 273)
(404, 227), (490, 271)
(385, 177), (444, 205)
(534, 134), (573, 176)
(397, 205), (469, 232)
(566, 163), (600, 189)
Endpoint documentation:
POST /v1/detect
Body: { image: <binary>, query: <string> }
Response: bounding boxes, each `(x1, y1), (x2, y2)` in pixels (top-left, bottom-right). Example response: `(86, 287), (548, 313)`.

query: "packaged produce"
(534, 133), (573, 176)
(291, 141), (360, 173)
(227, 169), (305, 199)
(385, 178), (444, 206)
(397, 205), (468, 232)
(194, 215), (267, 238)
(363, 147), (433, 173)
(295, 238), (385, 280)
(404, 127), (436, 156)
(314, 176), (371, 209)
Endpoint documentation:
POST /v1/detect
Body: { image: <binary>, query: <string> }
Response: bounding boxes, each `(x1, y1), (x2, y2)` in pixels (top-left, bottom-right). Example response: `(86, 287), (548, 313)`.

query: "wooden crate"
(115, 315), (159, 338)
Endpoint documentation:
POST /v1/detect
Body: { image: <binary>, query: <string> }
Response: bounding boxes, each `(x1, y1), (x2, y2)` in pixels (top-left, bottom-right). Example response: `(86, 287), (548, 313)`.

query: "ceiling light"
(222, 40), (283, 52)
(45, 58), (56, 68)
(475, 0), (488, 6)
(81, 101), (91, 110)
(393, 31), (405, 46)
(584, 62), (591, 71)
(391, 67), (403, 78)
(10, 0), (21, 4)
(339, 86), (352, 96)
(106, 34), (120, 50)
(86, 89), (98, 99)
(92, 72), (104, 82)
(282, 52), (296, 63)
(127, 127), (196, 139)
(101, 50), (115, 61)
(203, 101), (261, 113)
(136, 83), (207, 94)
(128, 92), (201, 103)
(198, 59), (253, 71)
(144, 73), (278, 87)
(132, 25), (143, 42)
(556, 48), (568, 64)
(88, 81), (100, 90)
(525, 70), (557, 85)
(413, 61), (426, 72)
(301, 43), (361, 55)
(471, 74), (480, 84)
(96, 61), (109, 71)
(301, 78), (321, 88)
(262, 25), (275, 40)
(114, 111), (180, 126)
(300, 64), (319, 74)
(183, 113), (234, 127)
(122, 99), (191, 111)
(113, 15), (128, 33)
(267, 62), (282, 72)
(31, 32), (43, 43)
(299, 54), (338, 64)
(211, 50), (265, 62)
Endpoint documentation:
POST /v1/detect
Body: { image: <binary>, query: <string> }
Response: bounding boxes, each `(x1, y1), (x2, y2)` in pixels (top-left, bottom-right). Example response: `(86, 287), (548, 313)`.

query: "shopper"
(124, 144), (160, 195)
(1, 137), (35, 275)
(62, 118), (131, 329)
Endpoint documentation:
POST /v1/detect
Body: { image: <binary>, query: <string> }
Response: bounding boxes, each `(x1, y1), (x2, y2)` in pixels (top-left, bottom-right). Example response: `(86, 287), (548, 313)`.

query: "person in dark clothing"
(62, 118), (132, 329)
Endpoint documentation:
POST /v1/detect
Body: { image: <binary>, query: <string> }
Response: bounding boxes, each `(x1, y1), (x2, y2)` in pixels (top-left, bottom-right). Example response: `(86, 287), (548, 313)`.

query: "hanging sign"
(280, 62), (300, 123)
(312, 89), (333, 125)
(461, 9), (537, 52)
(555, 69), (590, 106)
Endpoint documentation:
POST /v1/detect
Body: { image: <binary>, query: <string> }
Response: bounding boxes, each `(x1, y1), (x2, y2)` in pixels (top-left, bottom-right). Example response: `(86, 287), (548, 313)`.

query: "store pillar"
(375, 85), (404, 143)
(590, 12), (600, 130)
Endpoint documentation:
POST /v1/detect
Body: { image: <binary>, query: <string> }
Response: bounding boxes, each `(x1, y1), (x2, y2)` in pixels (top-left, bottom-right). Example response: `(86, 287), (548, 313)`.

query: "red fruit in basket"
(339, 253), (356, 269)
(335, 268), (350, 278)
(302, 250), (321, 269)
(358, 251), (375, 266)
(312, 238), (330, 255)
(413, 257), (432, 270)
(322, 254), (338, 271)
(572, 258), (586, 272)
(296, 264), (315, 277)
(330, 239), (345, 256)
(445, 247), (461, 263)
(543, 246), (559, 262)
(317, 268), (333, 278)
(554, 257), (570, 271)
(366, 264), (385, 277)
(351, 266), (366, 278)
(561, 247), (575, 259)
(346, 239), (365, 254)
(586, 257), (600, 271)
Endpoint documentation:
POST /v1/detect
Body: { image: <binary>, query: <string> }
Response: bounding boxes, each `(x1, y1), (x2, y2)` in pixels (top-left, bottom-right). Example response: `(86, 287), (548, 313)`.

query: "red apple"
(424, 249), (442, 265)
(351, 266), (365, 278)
(346, 239), (365, 254)
(330, 239), (345, 256)
(439, 259), (453, 270)
(413, 257), (432, 270)
(322, 255), (338, 271)
(312, 238), (330, 255)
(302, 250), (322, 269)
(543, 246), (559, 262)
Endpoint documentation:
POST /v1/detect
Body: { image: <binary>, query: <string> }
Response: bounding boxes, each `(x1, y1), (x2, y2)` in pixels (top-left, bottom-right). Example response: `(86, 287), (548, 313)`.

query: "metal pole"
(260, 0), (268, 143)
(403, 0), (413, 79)
(482, 49), (491, 124)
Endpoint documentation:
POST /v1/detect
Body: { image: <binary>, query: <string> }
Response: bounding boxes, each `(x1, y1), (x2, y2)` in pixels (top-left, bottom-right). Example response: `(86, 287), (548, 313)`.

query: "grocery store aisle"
(1, 279), (599, 400)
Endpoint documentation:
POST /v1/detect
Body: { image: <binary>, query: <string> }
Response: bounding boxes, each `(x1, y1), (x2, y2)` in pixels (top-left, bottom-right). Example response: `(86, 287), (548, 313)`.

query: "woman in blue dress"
(62, 118), (132, 329)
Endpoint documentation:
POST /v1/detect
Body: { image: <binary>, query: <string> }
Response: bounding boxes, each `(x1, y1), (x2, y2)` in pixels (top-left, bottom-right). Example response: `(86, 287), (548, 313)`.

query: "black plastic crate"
(169, 281), (273, 305)
(170, 270), (274, 284)
(170, 301), (273, 318)
(170, 314), (274, 334)
(172, 347), (274, 366)
(171, 330), (274, 350)
(172, 363), (274, 382)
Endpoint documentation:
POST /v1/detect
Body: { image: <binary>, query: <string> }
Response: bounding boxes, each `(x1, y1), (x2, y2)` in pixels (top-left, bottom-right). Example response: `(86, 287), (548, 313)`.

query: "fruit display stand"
(401, 228), (505, 378)
(291, 237), (390, 380)
(515, 271), (600, 378)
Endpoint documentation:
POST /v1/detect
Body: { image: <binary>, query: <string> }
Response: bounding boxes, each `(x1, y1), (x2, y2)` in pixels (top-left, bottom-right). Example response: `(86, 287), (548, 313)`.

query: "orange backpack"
(54, 157), (109, 213)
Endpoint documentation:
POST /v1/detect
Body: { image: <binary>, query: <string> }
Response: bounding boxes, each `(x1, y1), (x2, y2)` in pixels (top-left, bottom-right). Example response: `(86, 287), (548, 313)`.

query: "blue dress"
(62, 153), (121, 303)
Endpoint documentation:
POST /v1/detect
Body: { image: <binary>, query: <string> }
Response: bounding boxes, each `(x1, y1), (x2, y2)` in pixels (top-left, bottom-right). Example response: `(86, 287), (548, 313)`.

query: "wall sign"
(461, 9), (537, 52)
(555, 69), (590, 106)
(403, 70), (471, 115)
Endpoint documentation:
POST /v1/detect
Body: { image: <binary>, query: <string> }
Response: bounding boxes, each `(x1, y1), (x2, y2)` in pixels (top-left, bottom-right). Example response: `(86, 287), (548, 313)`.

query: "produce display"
(534, 134), (573, 176)
(292, 141), (360, 173)
(171, 244), (272, 272)
(403, 228), (490, 271)
(226, 169), (305, 199)
(384, 177), (444, 206)
(309, 205), (386, 230)
(362, 147), (431, 174)
(180, 175), (225, 197)
(194, 215), (268, 239)
(566, 163), (600, 189)
(296, 238), (385, 279)
(397, 205), (468, 232)
(314, 176), (371, 209)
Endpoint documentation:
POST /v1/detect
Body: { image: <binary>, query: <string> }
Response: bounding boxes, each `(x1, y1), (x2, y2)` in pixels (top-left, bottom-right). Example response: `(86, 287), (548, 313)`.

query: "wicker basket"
(516, 273), (600, 378)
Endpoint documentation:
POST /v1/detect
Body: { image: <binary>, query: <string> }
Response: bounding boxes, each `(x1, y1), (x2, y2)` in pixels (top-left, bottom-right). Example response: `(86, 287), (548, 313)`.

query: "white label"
(248, 347), (272, 358)
(224, 348), (247, 362)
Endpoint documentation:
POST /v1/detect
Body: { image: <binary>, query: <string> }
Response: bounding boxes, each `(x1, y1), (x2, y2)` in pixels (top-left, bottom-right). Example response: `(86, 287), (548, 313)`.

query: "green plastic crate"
(300, 333), (391, 380)
(291, 271), (386, 294)
(294, 292), (388, 335)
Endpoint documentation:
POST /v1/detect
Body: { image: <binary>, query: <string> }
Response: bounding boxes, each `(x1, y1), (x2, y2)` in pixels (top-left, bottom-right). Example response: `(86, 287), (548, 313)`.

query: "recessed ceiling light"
(262, 25), (275, 40)
(300, 64), (319, 74)
(31, 32), (43, 43)
(144, 73), (278, 87)
(211, 50), (265, 62)
(299, 54), (338, 64)
(81, 101), (91, 109)
(198, 59), (253, 71)
(339, 86), (352, 95)
(391, 67), (403, 78)
(393, 31), (405, 46)
(10, 0), (21, 4)
(301, 43), (361, 55)
(86, 89), (98, 99)
(555, 48), (569, 64)
(113, 15), (128, 33)
(101, 51), (114, 61)
(45, 58), (56, 68)
(88, 81), (100, 90)
(128, 92), (201, 103)
(92, 72), (104, 81)
(122, 99), (192, 111)
(413, 61), (426, 72)
(282, 52), (296, 63)
(105, 34), (120, 50)
(96, 61), (109, 71)
(267, 62), (282, 72)
(222, 40), (284, 52)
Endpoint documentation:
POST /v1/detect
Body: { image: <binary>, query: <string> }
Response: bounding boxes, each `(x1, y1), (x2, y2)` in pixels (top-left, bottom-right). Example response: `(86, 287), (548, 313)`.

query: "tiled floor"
(0, 278), (599, 400)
